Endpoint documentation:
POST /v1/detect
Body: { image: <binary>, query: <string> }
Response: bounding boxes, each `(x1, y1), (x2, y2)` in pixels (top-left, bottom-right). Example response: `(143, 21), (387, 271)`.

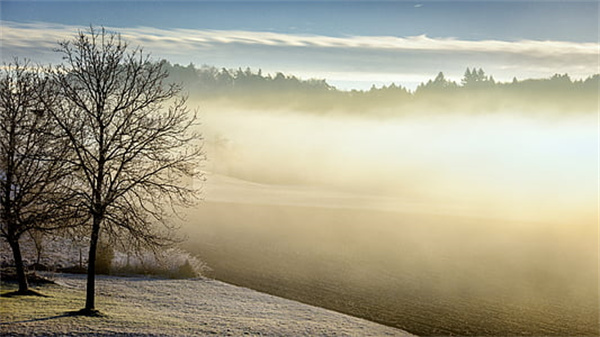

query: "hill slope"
(1, 273), (412, 336)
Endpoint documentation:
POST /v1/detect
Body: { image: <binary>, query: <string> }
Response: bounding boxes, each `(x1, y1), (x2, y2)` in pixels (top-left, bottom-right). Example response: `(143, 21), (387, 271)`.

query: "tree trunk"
(35, 245), (42, 265)
(8, 237), (29, 293)
(84, 215), (101, 311)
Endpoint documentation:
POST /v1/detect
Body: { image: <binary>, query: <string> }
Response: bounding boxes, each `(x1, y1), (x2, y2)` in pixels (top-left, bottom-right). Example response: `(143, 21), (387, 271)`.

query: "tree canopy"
(47, 27), (203, 313)
(0, 60), (80, 293)
(161, 62), (598, 114)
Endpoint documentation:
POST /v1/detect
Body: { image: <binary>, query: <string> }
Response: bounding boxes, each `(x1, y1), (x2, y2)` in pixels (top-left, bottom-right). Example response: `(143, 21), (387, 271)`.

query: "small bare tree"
(48, 27), (202, 314)
(29, 229), (45, 266)
(0, 60), (78, 294)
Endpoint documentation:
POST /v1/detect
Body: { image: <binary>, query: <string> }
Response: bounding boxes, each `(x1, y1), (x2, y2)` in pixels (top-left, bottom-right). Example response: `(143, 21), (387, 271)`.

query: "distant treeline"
(164, 61), (599, 113)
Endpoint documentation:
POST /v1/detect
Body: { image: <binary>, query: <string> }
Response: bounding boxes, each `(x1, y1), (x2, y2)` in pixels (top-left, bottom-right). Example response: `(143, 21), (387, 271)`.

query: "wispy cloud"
(1, 21), (597, 89)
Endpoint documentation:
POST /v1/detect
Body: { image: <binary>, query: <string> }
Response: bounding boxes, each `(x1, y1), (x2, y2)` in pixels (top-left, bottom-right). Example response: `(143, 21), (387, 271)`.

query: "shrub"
(95, 241), (114, 275)
(112, 248), (210, 278)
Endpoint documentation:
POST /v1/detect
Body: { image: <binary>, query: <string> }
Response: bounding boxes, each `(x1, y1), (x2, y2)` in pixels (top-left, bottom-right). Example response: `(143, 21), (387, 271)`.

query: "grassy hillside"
(1, 274), (410, 336)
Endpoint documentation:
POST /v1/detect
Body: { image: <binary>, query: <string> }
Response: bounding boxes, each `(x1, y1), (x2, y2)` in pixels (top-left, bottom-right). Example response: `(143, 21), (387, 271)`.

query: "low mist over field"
(181, 101), (598, 335)
(196, 104), (596, 222)
(175, 64), (598, 335)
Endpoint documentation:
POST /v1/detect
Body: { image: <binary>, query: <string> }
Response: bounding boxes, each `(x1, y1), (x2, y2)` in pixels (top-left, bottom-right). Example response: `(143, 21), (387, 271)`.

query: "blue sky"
(1, 1), (598, 89)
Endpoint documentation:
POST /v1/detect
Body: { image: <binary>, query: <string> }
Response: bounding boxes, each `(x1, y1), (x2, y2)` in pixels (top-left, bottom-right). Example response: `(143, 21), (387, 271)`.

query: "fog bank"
(181, 105), (598, 335)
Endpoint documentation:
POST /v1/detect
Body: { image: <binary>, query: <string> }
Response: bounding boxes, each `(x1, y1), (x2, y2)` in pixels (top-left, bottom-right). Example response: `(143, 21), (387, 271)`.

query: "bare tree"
(48, 27), (203, 314)
(0, 60), (78, 294)
(29, 229), (45, 266)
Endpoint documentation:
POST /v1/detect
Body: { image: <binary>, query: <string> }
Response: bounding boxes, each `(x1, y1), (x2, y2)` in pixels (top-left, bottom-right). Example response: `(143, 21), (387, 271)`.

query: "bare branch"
(50, 27), (204, 311)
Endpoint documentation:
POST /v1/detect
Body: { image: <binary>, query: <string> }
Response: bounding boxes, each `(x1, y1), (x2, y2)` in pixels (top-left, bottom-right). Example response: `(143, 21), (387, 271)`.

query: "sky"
(1, 1), (598, 90)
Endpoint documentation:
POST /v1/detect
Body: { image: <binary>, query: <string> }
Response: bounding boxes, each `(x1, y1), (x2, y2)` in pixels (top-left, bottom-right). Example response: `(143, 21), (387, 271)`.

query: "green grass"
(0, 281), (190, 336)
(1, 275), (411, 336)
(2, 282), (115, 335)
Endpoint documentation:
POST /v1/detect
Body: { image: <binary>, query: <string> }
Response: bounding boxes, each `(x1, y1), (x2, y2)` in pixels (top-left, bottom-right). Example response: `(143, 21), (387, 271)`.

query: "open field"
(0, 273), (411, 336)
(184, 202), (599, 336)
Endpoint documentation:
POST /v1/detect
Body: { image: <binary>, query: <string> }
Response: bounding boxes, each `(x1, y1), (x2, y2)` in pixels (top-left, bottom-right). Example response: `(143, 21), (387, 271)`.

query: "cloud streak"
(1, 21), (597, 89)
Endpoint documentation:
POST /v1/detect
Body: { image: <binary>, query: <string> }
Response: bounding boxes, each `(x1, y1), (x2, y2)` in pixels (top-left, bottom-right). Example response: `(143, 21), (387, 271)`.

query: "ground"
(1, 273), (412, 336)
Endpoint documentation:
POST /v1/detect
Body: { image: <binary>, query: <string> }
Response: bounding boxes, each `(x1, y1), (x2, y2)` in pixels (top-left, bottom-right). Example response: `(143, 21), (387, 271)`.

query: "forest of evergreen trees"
(164, 61), (598, 114)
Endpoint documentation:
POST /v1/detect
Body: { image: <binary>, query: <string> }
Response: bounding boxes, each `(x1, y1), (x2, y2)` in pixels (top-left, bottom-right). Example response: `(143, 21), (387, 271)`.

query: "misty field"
(184, 202), (597, 336)
(182, 109), (598, 336)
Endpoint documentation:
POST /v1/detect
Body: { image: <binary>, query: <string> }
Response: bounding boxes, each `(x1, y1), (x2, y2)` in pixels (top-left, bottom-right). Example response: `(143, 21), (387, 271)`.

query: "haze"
(197, 105), (596, 223)
(181, 101), (598, 335)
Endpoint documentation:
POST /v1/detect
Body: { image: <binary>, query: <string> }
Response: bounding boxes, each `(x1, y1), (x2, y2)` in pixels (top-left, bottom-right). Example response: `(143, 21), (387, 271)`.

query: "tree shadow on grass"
(65, 308), (106, 317)
(0, 313), (70, 325)
(1, 308), (106, 325)
(0, 289), (49, 297)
